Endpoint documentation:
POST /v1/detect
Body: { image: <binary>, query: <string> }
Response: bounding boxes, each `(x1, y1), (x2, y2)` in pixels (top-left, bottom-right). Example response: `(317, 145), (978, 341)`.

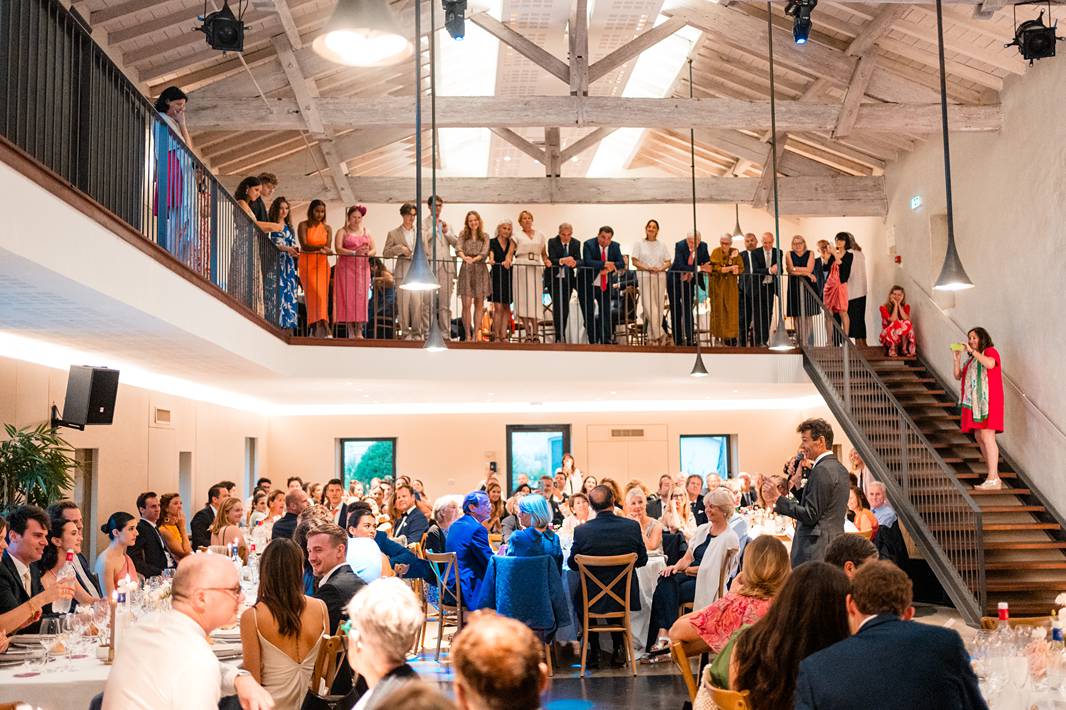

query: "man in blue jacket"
(795, 560), (986, 710)
(445, 491), (495, 609)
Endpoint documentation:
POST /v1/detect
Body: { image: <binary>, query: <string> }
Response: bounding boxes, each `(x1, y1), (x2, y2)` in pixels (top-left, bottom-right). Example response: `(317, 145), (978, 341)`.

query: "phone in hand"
(950, 343), (966, 352)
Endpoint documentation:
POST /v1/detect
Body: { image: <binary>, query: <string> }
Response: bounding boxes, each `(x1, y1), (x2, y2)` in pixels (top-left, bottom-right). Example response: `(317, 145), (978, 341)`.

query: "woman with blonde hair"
(625, 487), (663, 555)
(511, 209), (549, 342)
(456, 210), (491, 341)
(488, 220), (515, 341)
(210, 496), (248, 562)
(660, 485), (697, 540)
(483, 482), (505, 535)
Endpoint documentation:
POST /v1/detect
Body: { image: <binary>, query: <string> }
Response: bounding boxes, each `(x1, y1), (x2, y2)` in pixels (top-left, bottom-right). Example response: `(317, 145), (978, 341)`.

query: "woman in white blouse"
(511, 210), (550, 342)
(631, 219), (673, 345)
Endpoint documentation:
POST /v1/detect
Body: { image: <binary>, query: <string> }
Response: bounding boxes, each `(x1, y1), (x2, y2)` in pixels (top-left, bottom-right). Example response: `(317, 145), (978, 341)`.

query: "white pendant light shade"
(313, 0), (413, 67)
(731, 204), (744, 240)
(424, 311), (448, 352)
(400, 233), (440, 291)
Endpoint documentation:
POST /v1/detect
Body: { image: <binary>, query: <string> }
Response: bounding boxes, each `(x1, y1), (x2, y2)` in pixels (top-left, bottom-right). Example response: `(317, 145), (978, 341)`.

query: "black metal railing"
(797, 282), (986, 623)
(0, 0), (279, 324)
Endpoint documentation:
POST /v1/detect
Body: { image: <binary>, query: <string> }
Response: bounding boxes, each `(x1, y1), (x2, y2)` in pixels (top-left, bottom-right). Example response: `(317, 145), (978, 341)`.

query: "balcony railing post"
(209, 180), (219, 286)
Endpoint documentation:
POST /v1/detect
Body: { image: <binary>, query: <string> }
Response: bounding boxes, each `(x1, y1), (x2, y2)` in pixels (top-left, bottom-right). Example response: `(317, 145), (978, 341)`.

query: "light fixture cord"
(430, 0), (439, 322)
(414, 0), (423, 253)
(766, 1), (786, 336)
(687, 58), (701, 354)
(935, 0), (957, 246)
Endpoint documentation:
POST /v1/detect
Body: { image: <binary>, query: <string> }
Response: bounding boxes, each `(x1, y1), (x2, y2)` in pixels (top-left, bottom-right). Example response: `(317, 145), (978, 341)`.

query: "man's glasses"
(203, 585), (242, 597)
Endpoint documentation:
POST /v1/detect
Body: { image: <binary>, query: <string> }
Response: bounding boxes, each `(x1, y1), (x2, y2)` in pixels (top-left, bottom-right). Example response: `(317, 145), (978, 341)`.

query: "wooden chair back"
(488, 533), (503, 552)
(670, 642), (698, 702)
(425, 551), (463, 612)
(308, 634), (346, 696)
(719, 548), (738, 598)
(855, 528), (875, 540)
(980, 615), (1051, 630)
(709, 685), (753, 710)
(573, 553), (638, 676)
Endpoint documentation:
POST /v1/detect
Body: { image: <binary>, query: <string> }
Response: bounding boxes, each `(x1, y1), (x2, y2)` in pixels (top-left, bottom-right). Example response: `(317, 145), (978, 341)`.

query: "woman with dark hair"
(368, 256), (397, 339)
(954, 326), (1005, 490)
(823, 233), (853, 340)
(879, 285), (916, 358)
(158, 493), (192, 561)
(234, 176), (285, 233)
(631, 219), (672, 345)
(239, 538), (329, 709)
(269, 196), (300, 330)
(847, 485), (879, 536)
(154, 86), (193, 148)
(39, 516), (100, 610)
(718, 561), (850, 706)
(94, 512), (139, 597)
(298, 200), (333, 337)
(846, 234), (868, 346)
(334, 204), (374, 339)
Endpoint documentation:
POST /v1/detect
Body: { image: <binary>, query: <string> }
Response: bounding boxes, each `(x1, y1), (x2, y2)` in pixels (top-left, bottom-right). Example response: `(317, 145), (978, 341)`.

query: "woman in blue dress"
(268, 196), (300, 330)
(506, 494), (563, 573)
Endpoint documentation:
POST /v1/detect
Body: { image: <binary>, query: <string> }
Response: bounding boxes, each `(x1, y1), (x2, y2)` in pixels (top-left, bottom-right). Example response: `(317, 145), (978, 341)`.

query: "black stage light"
(197, 0), (246, 53)
(1006, 6), (1062, 64)
(443, 0), (467, 40)
(784, 0), (816, 45)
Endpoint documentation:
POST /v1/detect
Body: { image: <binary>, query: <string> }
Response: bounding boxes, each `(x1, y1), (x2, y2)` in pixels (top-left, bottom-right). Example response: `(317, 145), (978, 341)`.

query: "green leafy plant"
(0, 423), (78, 509)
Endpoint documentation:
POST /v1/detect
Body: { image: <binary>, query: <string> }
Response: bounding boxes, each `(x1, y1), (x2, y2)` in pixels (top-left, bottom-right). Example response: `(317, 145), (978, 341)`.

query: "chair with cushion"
(425, 551), (465, 661)
(573, 552), (638, 677)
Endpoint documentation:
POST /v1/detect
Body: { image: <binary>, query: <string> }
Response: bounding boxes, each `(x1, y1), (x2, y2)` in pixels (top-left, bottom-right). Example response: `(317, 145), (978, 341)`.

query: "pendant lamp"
(731, 204), (744, 240)
(690, 351), (709, 377)
(400, 235), (439, 291)
(313, 0), (413, 67)
(685, 58), (708, 378)
(424, 313), (448, 352)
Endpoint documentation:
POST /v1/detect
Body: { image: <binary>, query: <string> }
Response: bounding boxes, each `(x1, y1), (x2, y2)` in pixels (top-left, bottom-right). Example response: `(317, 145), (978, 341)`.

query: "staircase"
(798, 293), (1066, 623)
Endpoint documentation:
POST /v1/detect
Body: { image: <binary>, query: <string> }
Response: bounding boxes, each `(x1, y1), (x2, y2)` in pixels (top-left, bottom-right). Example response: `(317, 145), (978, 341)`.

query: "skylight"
(586, 16), (701, 177)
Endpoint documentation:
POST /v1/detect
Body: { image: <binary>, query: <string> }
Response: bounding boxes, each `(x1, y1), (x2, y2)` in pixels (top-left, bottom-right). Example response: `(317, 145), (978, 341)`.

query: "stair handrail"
(796, 280), (985, 621)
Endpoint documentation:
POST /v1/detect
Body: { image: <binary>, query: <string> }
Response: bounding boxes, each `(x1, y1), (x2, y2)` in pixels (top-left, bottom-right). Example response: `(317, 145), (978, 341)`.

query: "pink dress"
(688, 591), (772, 653)
(334, 229), (371, 323)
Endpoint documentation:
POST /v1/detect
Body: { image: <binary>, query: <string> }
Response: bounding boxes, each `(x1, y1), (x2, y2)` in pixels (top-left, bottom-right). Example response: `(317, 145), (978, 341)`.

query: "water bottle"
(247, 541), (260, 585)
(52, 550), (77, 614)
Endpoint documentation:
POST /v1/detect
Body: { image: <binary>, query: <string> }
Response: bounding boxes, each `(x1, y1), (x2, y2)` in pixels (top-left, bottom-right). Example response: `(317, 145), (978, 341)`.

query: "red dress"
(687, 591), (772, 653)
(879, 304), (916, 356)
(960, 347), (1004, 433)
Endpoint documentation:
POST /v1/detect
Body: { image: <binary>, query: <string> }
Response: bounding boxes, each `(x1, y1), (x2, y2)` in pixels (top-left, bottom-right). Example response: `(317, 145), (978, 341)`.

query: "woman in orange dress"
(298, 200), (332, 338)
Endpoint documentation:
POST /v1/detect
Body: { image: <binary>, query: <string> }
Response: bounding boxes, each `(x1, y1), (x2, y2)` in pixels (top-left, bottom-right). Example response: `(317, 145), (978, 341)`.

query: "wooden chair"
(671, 642), (699, 702)
(709, 685), (753, 710)
(573, 552), (638, 677)
(404, 541), (427, 654)
(980, 615), (1052, 630)
(308, 634), (346, 696)
(679, 547), (737, 618)
(855, 528), (875, 540)
(425, 551), (465, 662)
(488, 533), (503, 552)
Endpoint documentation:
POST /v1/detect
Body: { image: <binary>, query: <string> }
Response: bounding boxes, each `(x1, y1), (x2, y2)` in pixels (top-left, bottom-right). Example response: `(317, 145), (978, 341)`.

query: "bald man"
(102, 554), (274, 709)
(453, 612), (549, 710)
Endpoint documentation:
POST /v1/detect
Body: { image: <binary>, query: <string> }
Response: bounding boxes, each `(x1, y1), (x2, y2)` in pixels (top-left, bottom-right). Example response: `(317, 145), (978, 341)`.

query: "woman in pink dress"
(334, 205), (374, 339)
(953, 326), (1004, 490)
(878, 285), (916, 358)
(822, 235), (850, 340)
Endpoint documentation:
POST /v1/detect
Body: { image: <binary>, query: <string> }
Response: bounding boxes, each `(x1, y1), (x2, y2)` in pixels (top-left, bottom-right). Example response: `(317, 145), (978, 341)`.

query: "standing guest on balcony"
(738, 233), (760, 347)
(235, 177), (285, 234)
(298, 200), (333, 338)
(632, 219), (672, 346)
(267, 197), (300, 331)
(512, 210), (549, 343)
(95, 513), (139, 597)
(580, 226), (626, 344)
(709, 234), (744, 345)
(368, 257), (397, 339)
(546, 223), (583, 343)
(456, 211), (491, 342)
(823, 233), (853, 342)
(954, 327), (1005, 490)
(488, 220), (516, 342)
(334, 205), (374, 340)
(382, 203), (422, 339)
(786, 235), (819, 344)
(155, 86), (193, 149)
(754, 232), (783, 346)
(423, 196), (458, 338)
(667, 231), (712, 346)
(814, 239), (831, 299)
(153, 87), (197, 266)
(879, 285), (916, 359)
(846, 234), (868, 346)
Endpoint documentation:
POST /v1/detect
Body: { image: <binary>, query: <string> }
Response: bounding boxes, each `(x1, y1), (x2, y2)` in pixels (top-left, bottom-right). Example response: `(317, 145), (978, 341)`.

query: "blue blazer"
(795, 614), (986, 710)
(506, 527), (563, 574)
(669, 239), (711, 273)
(580, 238), (625, 287)
(373, 530), (431, 582)
(444, 514), (494, 609)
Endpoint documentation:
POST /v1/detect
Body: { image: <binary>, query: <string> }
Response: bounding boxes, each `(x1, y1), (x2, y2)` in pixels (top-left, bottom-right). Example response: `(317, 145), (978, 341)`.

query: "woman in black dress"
(488, 220), (516, 341)
(785, 235), (820, 344)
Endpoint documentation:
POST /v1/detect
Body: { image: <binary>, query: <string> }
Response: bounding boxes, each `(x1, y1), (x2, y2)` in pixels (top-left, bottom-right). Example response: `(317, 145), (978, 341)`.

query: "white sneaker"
(974, 479), (1004, 490)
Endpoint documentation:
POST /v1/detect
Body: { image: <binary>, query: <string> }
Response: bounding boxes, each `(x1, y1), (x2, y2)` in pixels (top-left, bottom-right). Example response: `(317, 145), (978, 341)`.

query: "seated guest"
(295, 506), (336, 593)
(536, 476), (564, 527)
(239, 538), (329, 709)
(346, 508), (395, 582)
(247, 492), (269, 528)
(346, 504), (430, 582)
(500, 492), (526, 543)
(795, 561), (985, 710)
(272, 488), (308, 541)
(95, 512), (139, 597)
(190, 483), (229, 551)
(722, 483), (749, 539)
(39, 514), (100, 610)
(737, 473), (757, 507)
(0, 507), (74, 635)
(506, 495), (563, 574)
(879, 285), (916, 359)
(647, 489), (740, 653)
(668, 535), (789, 655)
(209, 497), (248, 561)
(756, 474), (786, 510)
(846, 486), (878, 538)
(711, 562), (849, 703)
(288, 476), (304, 491)
(567, 485), (648, 669)
(364, 681), (456, 709)
(344, 578), (424, 708)
(130, 492), (173, 579)
(44, 500), (102, 596)
(452, 612), (549, 710)
(308, 522), (364, 702)
(157, 493), (193, 561)
(824, 533), (879, 579)
(445, 492), (495, 609)
(866, 482), (909, 566)
(424, 495), (463, 554)
(646, 475), (674, 519)
(600, 477), (626, 513)
(392, 483), (430, 543)
(322, 478), (349, 527)
(624, 487), (663, 555)
(256, 490), (287, 542)
(684, 474), (709, 526)
(483, 483), (504, 535)
(660, 485), (697, 540)
(560, 492), (592, 539)
(102, 554), (273, 709)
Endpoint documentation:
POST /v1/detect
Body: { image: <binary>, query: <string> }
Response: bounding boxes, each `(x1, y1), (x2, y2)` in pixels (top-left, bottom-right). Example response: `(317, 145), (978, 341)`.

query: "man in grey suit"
(381, 202), (423, 339)
(764, 418), (850, 567)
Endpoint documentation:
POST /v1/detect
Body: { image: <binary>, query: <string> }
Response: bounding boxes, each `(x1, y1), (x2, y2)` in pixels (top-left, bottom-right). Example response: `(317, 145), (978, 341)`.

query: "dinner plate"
(8, 634), (55, 648)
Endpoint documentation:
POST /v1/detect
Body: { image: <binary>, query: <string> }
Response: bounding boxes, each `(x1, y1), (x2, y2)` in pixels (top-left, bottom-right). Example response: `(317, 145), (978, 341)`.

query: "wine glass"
(37, 617), (62, 673)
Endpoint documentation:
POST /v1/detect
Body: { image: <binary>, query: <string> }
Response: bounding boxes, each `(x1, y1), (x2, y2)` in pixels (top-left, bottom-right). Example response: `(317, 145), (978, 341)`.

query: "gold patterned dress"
(709, 246), (744, 340)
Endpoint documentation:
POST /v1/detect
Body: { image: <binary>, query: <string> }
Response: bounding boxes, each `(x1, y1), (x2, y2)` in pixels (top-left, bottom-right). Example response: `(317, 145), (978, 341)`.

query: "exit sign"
(910, 195), (922, 210)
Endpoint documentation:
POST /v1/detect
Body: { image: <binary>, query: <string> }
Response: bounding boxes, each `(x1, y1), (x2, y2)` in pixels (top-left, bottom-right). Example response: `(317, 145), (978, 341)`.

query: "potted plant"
(0, 423), (78, 509)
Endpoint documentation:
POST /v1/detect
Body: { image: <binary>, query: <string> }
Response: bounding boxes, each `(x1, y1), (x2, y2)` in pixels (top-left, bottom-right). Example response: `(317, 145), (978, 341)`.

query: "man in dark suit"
(308, 523), (366, 694)
(684, 475), (708, 527)
(445, 491), (495, 609)
(666, 232), (712, 345)
(546, 223), (583, 342)
(645, 475), (674, 519)
(130, 492), (173, 579)
(271, 487), (308, 541)
(577, 226), (626, 344)
(190, 483), (229, 551)
(322, 478), (349, 528)
(392, 483), (429, 543)
(0, 506), (53, 633)
(796, 560), (986, 710)
(764, 418), (850, 567)
(737, 233), (761, 346)
(567, 485), (648, 668)
(752, 232), (782, 346)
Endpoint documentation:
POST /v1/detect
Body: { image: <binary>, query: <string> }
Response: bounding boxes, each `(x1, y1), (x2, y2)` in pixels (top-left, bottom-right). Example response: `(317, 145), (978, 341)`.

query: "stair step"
(970, 487), (1032, 496)
(893, 389), (948, 397)
(974, 505), (1047, 514)
(981, 541), (1066, 551)
(986, 581), (1066, 592)
(929, 522), (1060, 532)
(879, 376), (937, 384)
(985, 561), (1066, 571)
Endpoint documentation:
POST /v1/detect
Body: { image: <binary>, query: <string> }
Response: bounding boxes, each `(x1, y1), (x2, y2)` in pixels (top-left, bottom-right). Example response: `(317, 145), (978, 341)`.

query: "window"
(506, 425), (571, 492)
(679, 435), (731, 479)
(340, 438), (397, 485)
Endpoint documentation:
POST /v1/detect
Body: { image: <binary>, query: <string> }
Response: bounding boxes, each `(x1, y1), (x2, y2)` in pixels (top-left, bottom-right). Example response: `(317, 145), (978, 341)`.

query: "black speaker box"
(61, 366), (120, 426)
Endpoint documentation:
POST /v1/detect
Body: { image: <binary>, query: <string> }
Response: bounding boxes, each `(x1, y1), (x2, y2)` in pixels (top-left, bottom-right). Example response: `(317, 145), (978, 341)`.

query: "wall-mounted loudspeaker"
(51, 366), (120, 431)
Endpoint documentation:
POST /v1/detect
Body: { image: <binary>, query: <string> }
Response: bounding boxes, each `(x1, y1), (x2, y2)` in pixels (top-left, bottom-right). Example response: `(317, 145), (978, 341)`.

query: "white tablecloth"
(630, 555), (668, 657)
(0, 655), (109, 710)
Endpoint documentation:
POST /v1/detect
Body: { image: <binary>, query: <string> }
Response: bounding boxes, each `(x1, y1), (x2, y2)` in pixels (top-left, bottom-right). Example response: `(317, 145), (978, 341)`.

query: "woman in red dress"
(953, 327), (1004, 490)
(879, 285), (916, 358)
